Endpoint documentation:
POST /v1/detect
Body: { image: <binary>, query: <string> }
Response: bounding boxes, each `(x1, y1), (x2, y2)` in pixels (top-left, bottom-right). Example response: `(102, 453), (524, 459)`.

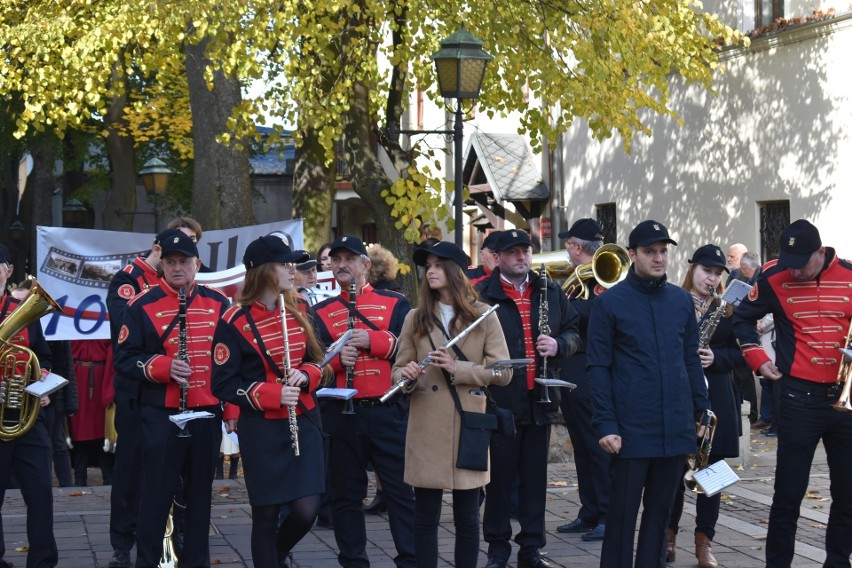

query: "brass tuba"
(563, 244), (630, 300)
(833, 320), (852, 412)
(0, 277), (62, 441)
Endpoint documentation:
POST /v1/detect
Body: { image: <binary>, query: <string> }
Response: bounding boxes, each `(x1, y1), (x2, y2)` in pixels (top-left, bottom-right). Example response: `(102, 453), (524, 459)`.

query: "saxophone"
(279, 294), (300, 456)
(697, 288), (727, 349)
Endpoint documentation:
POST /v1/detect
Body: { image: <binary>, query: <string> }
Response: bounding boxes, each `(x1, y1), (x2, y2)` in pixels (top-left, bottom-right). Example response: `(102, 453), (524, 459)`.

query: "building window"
(596, 203), (617, 245)
(759, 200), (790, 263)
(362, 223), (378, 246)
(755, 0), (783, 29)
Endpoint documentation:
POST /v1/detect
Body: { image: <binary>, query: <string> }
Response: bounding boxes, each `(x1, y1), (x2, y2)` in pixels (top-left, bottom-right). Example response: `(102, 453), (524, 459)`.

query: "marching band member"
(105, 228), (176, 568)
(475, 230), (581, 568)
(588, 220), (710, 568)
(466, 231), (501, 285)
(0, 243), (57, 568)
(393, 241), (511, 568)
(733, 220), (852, 567)
(668, 244), (743, 567)
(312, 235), (416, 568)
(113, 231), (229, 568)
(211, 236), (325, 568)
(555, 219), (611, 541)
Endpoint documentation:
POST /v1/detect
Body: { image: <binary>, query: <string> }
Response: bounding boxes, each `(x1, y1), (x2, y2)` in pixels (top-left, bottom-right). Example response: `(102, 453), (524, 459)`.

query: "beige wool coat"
(392, 302), (512, 490)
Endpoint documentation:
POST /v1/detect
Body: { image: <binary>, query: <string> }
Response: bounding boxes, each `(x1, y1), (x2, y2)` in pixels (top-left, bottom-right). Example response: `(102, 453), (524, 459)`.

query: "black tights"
(414, 486), (481, 568)
(251, 494), (320, 567)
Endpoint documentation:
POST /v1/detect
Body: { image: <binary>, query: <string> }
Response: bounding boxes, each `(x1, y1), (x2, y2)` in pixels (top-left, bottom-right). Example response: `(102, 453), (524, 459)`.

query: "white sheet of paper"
(693, 460), (740, 497)
(723, 279), (753, 305)
(24, 373), (69, 398)
(169, 410), (214, 430)
(316, 388), (358, 400)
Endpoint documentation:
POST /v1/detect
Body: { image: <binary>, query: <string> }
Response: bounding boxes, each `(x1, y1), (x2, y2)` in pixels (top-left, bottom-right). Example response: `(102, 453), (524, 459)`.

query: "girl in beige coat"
(393, 241), (511, 568)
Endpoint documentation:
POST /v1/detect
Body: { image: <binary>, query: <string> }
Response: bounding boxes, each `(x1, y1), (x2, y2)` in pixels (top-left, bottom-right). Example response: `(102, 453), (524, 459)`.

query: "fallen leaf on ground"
(549, 481), (568, 487)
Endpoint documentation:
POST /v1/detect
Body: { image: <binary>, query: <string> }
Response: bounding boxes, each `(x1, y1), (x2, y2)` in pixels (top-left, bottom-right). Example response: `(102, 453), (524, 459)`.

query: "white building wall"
(557, 14), (852, 283)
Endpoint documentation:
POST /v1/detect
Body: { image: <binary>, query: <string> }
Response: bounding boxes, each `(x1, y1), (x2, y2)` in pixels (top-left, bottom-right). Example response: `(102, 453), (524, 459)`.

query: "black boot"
(228, 455), (240, 480)
(363, 490), (386, 514)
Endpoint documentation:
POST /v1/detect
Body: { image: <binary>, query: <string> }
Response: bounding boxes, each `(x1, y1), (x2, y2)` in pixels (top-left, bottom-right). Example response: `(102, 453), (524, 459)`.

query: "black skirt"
(237, 408), (325, 507)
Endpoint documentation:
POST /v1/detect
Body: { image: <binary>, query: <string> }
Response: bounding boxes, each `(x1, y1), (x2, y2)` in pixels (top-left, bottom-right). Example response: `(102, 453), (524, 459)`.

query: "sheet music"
(693, 460), (740, 497)
(316, 388), (358, 400)
(169, 410), (214, 430)
(723, 279), (752, 305)
(534, 377), (578, 390)
(24, 372), (69, 398)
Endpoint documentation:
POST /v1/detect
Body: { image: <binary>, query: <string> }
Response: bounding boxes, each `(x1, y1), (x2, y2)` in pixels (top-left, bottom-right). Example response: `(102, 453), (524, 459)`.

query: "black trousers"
(0, 419), (58, 567)
(324, 400), (415, 568)
(601, 455), (684, 568)
(483, 421), (550, 563)
(561, 374), (610, 526)
(135, 405), (221, 568)
(414, 487), (480, 568)
(41, 405), (73, 487)
(766, 377), (852, 568)
(110, 397), (143, 552)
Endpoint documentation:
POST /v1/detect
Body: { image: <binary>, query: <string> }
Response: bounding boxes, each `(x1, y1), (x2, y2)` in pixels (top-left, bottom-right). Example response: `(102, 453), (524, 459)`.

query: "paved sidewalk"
(0, 433), (831, 567)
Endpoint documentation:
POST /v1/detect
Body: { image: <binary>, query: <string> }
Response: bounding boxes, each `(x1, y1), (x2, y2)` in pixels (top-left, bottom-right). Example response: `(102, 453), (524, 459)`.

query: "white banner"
(35, 219), (304, 340)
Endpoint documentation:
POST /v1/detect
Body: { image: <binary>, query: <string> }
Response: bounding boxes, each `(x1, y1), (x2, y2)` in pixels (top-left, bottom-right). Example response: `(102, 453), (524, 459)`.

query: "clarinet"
(279, 294), (300, 457)
(537, 264), (553, 403)
(342, 282), (357, 415)
(176, 287), (191, 438)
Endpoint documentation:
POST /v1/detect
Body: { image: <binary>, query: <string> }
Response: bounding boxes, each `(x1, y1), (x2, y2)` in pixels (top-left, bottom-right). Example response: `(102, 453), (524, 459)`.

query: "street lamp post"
(138, 158), (172, 230)
(430, 28), (493, 248)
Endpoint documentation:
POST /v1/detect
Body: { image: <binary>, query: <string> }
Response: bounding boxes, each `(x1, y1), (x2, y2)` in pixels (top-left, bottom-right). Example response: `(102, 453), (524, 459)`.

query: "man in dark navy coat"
(587, 220), (710, 568)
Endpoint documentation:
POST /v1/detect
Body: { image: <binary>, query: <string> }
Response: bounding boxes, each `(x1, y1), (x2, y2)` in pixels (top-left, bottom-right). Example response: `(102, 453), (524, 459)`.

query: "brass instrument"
(530, 250), (573, 282)
(0, 277), (62, 441)
(279, 294), (300, 456)
(536, 264), (553, 404)
(698, 288), (727, 349)
(342, 282), (357, 415)
(176, 287), (191, 439)
(833, 319), (852, 412)
(159, 507), (178, 568)
(684, 410), (717, 493)
(380, 305), (500, 403)
(563, 244), (630, 300)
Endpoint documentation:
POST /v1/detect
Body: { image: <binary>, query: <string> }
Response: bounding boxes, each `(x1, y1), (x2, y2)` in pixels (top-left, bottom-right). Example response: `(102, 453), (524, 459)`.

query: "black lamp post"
(431, 28), (493, 247)
(62, 198), (89, 228)
(139, 158), (172, 230)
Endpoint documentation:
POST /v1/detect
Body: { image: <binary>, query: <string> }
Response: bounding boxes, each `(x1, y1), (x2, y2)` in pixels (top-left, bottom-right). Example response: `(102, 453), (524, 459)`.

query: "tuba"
(0, 277), (62, 441)
(833, 319), (852, 412)
(563, 244), (630, 300)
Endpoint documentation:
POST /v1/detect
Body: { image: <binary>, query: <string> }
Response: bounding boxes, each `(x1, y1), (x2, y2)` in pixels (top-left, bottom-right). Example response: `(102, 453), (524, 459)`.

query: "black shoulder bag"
(428, 324), (496, 471)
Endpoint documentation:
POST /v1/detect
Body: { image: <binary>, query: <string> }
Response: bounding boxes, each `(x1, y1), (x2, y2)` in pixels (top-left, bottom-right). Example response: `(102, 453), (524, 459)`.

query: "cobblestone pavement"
(0, 433), (832, 567)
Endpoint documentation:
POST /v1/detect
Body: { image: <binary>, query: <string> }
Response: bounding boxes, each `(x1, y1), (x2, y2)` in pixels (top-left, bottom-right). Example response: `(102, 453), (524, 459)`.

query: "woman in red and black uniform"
(212, 236), (325, 568)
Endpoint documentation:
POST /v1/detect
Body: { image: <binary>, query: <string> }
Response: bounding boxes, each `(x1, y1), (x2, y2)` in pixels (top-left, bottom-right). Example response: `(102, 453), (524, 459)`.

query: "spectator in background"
(740, 251), (761, 283)
(467, 231), (502, 286)
(295, 252), (323, 306)
(368, 244), (402, 292)
(317, 243), (333, 273)
(727, 245), (758, 423)
(725, 243), (748, 284)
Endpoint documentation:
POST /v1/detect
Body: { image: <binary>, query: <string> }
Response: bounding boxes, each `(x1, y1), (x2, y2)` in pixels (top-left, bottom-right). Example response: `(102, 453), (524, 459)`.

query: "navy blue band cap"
(558, 218), (604, 241)
(481, 231), (503, 251)
(0, 243), (10, 264)
(243, 236), (308, 269)
(154, 228), (183, 246)
(494, 229), (533, 252)
(778, 219), (822, 269)
(159, 231), (199, 258)
(689, 244), (729, 273)
(328, 234), (367, 257)
(627, 220), (677, 249)
(413, 241), (470, 271)
(295, 251), (318, 271)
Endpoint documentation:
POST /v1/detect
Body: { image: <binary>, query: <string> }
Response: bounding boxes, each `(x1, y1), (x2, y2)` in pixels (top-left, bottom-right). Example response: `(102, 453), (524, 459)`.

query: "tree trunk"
(293, 127), (336, 253)
(100, 56), (137, 232)
(343, 81), (416, 302)
(185, 37), (253, 230)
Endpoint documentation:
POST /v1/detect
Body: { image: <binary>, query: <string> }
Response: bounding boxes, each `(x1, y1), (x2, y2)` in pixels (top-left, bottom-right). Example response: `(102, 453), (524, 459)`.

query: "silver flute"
(279, 294), (300, 457)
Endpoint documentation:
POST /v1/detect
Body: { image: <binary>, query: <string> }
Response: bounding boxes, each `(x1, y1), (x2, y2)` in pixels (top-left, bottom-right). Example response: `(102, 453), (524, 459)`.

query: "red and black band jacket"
(113, 281), (229, 409)
(733, 249), (852, 383)
(0, 292), (53, 383)
(211, 297), (323, 421)
(311, 284), (411, 398)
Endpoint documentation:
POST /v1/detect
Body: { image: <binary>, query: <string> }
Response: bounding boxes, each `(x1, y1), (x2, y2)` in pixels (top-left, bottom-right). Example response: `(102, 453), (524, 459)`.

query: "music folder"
(486, 359), (534, 370)
(24, 372), (69, 398)
(692, 460), (740, 496)
(169, 410), (214, 430)
(321, 330), (352, 367)
(534, 377), (578, 390)
(316, 388), (358, 400)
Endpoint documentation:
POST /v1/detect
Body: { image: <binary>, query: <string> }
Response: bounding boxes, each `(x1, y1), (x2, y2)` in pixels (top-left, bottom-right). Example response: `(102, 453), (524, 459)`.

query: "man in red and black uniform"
(733, 219), (852, 567)
(312, 235), (415, 568)
(0, 243), (57, 568)
(466, 230), (501, 285)
(114, 232), (229, 568)
(105, 228), (176, 568)
(475, 230), (581, 568)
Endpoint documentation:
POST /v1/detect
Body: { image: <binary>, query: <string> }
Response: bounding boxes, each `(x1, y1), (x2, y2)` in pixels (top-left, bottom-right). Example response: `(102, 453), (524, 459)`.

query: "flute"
(279, 294), (300, 457)
(380, 304), (499, 403)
